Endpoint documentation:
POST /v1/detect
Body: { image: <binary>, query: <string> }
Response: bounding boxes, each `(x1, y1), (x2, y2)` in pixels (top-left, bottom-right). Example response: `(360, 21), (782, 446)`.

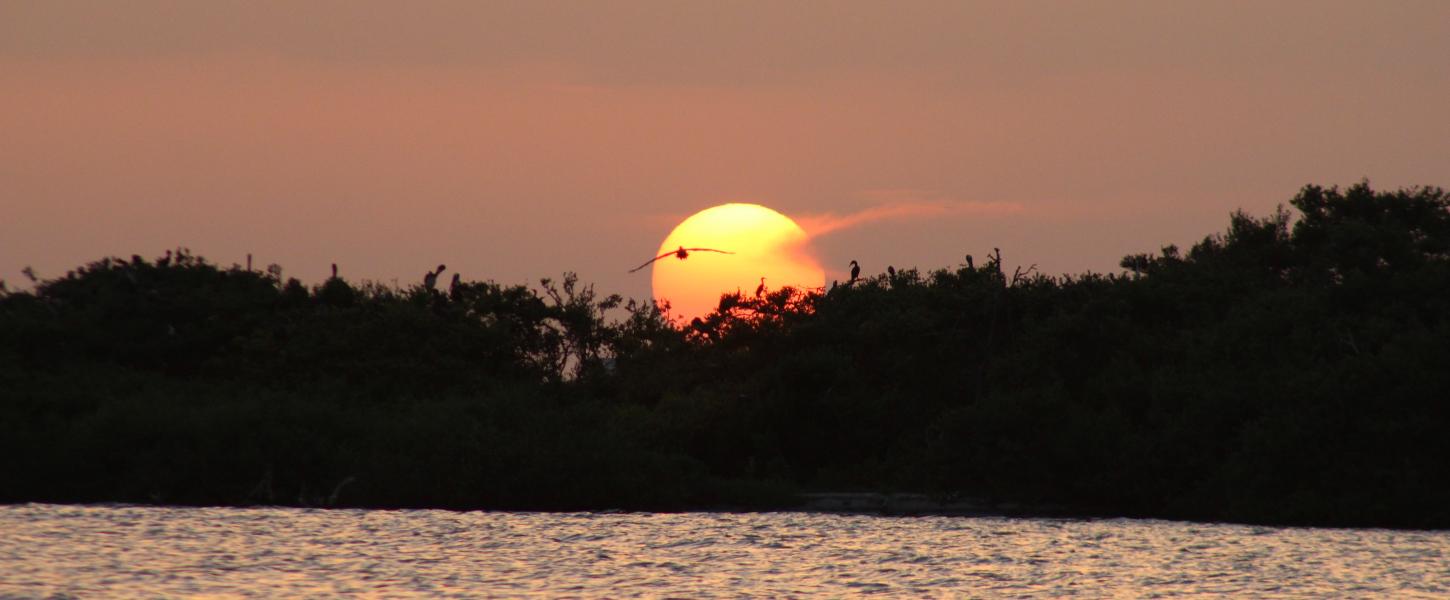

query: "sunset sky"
(4, 1), (1448, 304)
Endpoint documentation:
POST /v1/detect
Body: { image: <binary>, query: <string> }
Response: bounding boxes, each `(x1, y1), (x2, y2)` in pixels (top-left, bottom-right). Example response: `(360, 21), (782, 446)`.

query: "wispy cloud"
(798, 190), (1024, 237)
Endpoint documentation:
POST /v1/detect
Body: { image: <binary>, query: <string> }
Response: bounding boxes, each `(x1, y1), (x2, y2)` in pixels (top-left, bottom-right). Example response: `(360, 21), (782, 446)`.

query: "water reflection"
(1, 504), (1446, 598)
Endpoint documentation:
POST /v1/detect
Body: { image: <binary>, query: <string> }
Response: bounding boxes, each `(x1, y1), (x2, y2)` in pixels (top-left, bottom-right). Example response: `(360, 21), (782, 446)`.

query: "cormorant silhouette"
(423, 264), (446, 291)
(755, 277), (766, 298)
(887, 265), (896, 278)
(849, 260), (860, 282)
(449, 273), (462, 301)
(331, 263), (338, 279)
(966, 254), (974, 269)
(628, 246), (734, 273)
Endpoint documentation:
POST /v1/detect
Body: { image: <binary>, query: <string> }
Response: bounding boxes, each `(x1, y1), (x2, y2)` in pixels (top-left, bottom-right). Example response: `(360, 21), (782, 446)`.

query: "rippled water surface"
(2, 504), (1447, 598)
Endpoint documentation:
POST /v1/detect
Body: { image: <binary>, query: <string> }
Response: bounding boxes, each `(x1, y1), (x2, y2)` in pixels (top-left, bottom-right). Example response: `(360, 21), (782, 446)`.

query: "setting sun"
(650, 203), (824, 321)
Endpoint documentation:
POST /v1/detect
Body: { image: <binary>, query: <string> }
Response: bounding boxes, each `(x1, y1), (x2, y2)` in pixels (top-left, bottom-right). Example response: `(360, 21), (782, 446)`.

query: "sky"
(4, 1), (1448, 303)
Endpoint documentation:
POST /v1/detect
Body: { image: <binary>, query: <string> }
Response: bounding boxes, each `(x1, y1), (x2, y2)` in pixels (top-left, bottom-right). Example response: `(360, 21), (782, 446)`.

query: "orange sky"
(3, 2), (1448, 303)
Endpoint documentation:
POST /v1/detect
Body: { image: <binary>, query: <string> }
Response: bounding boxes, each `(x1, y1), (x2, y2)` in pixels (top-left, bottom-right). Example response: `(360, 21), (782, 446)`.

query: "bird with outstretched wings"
(629, 246), (734, 273)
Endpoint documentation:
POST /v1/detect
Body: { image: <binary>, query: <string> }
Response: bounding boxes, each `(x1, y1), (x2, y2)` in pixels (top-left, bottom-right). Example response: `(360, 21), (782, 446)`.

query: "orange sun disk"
(651, 203), (825, 322)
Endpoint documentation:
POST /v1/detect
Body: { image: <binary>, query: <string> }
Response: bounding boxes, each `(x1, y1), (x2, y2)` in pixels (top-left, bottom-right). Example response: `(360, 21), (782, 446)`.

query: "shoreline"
(11, 498), (1444, 532)
(791, 492), (1068, 519)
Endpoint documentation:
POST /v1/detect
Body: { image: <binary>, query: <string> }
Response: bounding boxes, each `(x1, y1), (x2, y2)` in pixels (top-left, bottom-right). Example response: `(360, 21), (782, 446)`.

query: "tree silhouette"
(3, 182), (1449, 527)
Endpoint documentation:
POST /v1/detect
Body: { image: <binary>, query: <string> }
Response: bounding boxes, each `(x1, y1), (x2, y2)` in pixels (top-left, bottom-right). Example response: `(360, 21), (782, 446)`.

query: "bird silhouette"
(965, 254), (974, 269)
(755, 277), (766, 298)
(849, 260), (860, 282)
(629, 246), (734, 273)
(423, 264), (446, 291)
(887, 265), (896, 278)
(330, 263), (338, 279)
(449, 273), (462, 301)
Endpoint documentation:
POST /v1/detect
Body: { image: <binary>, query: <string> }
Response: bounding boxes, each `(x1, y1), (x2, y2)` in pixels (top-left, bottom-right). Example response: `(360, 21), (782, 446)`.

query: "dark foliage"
(3, 182), (1448, 528)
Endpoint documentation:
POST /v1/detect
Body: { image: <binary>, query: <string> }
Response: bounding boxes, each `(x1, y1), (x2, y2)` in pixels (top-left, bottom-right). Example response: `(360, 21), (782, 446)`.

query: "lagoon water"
(1, 504), (1446, 598)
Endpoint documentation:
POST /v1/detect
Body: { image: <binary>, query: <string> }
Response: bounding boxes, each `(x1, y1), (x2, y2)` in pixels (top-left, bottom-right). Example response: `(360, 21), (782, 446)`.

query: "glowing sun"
(651, 203), (824, 321)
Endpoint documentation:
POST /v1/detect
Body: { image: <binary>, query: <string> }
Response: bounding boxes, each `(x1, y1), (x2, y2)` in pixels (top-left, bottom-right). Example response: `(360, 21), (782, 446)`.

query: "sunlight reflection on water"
(1, 504), (1446, 598)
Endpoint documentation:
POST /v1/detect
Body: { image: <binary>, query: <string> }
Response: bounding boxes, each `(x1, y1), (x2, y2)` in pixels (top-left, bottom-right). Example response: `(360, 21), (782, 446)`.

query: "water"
(1, 504), (1446, 598)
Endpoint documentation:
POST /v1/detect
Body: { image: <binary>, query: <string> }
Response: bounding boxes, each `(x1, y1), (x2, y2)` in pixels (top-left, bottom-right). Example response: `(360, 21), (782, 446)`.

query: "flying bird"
(628, 246), (734, 273)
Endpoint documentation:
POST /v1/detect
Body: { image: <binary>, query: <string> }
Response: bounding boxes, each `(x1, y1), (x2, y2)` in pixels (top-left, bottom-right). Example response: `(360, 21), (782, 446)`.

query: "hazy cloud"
(799, 192), (1024, 237)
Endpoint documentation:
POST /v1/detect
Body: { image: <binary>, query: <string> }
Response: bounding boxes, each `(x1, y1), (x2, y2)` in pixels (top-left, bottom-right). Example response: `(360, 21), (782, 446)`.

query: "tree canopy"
(4, 182), (1448, 528)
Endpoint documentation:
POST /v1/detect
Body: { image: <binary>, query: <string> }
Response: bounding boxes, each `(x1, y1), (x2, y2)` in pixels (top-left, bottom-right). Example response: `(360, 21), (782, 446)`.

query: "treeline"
(3, 182), (1449, 528)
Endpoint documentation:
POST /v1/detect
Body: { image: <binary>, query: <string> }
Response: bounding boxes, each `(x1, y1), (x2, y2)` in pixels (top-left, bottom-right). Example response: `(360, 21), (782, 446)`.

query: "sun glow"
(651, 203), (824, 321)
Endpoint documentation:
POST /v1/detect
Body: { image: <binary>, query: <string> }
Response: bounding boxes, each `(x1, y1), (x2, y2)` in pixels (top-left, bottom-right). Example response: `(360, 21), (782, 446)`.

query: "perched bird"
(849, 260), (861, 282)
(830, 280), (839, 292)
(449, 273), (462, 301)
(629, 246), (734, 273)
(330, 263), (338, 279)
(887, 265), (896, 278)
(966, 254), (974, 269)
(423, 264), (447, 291)
(755, 277), (767, 298)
